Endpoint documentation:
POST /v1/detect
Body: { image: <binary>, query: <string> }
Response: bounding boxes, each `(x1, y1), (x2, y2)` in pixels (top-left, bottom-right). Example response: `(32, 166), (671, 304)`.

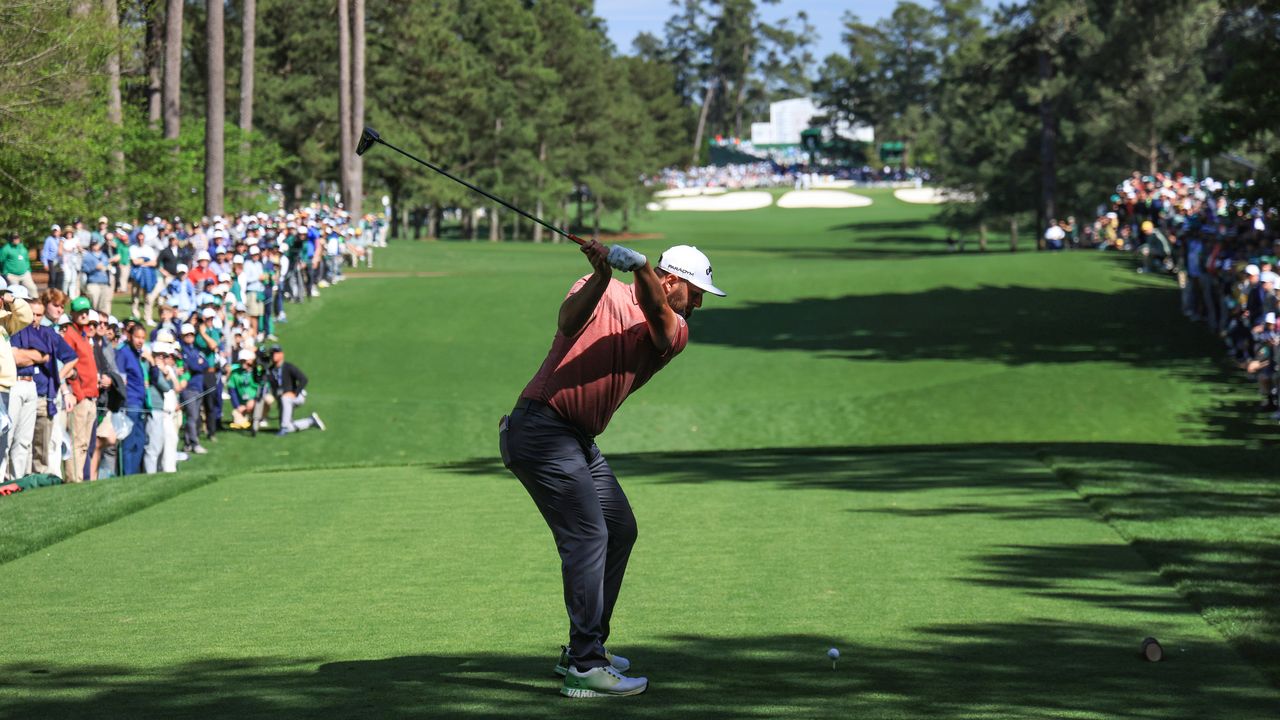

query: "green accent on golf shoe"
(554, 646), (631, 676)
(560, 665), (648, 698)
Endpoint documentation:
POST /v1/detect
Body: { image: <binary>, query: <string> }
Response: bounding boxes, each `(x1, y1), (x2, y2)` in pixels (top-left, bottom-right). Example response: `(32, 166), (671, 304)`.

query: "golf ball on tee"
(827, 648), (840, 660)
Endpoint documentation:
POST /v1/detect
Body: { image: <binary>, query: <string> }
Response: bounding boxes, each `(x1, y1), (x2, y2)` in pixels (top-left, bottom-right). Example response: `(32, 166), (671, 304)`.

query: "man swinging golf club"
(501, 240), (725, 698)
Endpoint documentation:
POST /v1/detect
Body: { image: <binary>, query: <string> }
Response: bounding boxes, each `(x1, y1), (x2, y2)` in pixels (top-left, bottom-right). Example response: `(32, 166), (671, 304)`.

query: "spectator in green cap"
(0, 233), (37, 299)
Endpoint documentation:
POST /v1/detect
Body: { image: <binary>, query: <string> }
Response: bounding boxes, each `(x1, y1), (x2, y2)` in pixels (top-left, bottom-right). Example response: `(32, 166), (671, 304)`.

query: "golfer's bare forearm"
(558, 271), (610, 337)
(633, 262), (678, 352)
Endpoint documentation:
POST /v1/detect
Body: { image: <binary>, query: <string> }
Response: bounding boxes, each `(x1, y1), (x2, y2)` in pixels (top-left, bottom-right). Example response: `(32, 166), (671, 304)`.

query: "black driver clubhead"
(356, 127), (381, 156)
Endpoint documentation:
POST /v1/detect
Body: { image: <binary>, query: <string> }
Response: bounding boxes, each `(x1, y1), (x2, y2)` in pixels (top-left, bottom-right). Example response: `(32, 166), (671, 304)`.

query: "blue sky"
(597, 0), (914, 60)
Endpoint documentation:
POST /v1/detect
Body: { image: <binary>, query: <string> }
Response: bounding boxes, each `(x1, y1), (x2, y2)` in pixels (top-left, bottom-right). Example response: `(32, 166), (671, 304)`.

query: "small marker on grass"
(1141, 637), (1163, 662)
(828, 647), (840, 670)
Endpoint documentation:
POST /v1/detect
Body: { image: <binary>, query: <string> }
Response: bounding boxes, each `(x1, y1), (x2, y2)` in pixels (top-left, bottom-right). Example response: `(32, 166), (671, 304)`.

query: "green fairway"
(1, 188), (1277, 718)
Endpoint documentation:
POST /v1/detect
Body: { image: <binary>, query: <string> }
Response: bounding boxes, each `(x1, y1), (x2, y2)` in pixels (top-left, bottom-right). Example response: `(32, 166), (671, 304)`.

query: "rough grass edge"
(0, 472), (221, 566)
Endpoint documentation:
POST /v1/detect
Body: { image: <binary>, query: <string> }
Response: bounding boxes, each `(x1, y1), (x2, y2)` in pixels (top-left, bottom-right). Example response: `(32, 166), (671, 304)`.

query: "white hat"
(238, 349), (256, 362)
(656, 245), (726, 297)
(86, 310), (101, 323)
(5, 284), (29, 300)
(155, 329), (176, 343)
(196, 250), (212, 262)
(201, 307), (217, 319)
(249, 244), (261, 254)
(166, 296), (182, 308)
(176, 263), (189, 274)
(1267, 312), (1277, 325)
(180, 323), (196, 335)
(108, 315), (120, 326)
(1263, 272), (1278, 285)
(56, 315), (71, 327)
(217, 272), (231, 282)
(50, 224), (61, 232)
(232, 254), (245, 264)
(1246, 264), (1261, 276)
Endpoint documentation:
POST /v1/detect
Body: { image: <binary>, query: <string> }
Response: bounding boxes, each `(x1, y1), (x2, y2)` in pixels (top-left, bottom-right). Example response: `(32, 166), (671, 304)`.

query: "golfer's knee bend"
(609, 515), (637, 549)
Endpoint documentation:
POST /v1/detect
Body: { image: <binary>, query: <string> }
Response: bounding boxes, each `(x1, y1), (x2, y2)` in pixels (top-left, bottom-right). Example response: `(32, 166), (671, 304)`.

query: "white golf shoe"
(560, 665), (647, 698)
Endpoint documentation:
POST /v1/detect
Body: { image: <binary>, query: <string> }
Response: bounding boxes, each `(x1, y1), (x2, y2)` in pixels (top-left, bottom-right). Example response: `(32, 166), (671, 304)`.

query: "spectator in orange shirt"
(62, 297), (100, 482)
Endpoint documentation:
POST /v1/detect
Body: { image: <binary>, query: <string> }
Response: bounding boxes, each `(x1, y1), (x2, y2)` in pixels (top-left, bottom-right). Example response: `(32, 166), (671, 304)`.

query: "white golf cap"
(1268, 312), (1277, 325)
(656, 245), (726, 297)
(238, 349), (256, 362)
(155, 329), (175, 343)
(202, 307), (217, 319)
(51, 224), (61, 232)
(5, 284), (29, 300)
(176, 263), (189, 274)
(1263, 271), (1278, 285)
(196, 250), (211, 262)
(232, 254), (244, 264)
(108, 315), (120, 326)
(217, 272), (231, 282)
(180, 323), (196, 335)
(1246, 264), (1260, 276)
(86, 310), (101, 323)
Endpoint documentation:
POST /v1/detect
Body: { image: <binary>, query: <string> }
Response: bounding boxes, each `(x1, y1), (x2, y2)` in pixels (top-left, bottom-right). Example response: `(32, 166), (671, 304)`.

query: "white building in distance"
(750, 97), (873, 146)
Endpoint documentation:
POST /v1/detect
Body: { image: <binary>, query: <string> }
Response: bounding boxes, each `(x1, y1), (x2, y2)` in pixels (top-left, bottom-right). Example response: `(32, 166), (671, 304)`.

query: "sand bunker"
(654, 191), (774, 212)
(653, 187), (729, 198)
(894, 187), (973, 204)
(776, 190), (873, 209)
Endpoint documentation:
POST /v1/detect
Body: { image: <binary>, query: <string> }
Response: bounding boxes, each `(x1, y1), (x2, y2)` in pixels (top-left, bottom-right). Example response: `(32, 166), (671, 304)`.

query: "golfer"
(501, 240), (724, 698)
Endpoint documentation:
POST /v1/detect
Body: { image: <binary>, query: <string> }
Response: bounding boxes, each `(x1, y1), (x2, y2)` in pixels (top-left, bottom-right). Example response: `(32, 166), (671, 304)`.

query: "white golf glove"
(607, 245), (647, 272)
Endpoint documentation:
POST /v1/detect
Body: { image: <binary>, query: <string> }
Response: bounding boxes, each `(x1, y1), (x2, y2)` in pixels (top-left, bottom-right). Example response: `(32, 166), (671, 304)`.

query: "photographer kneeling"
(265, 345), (324, 436)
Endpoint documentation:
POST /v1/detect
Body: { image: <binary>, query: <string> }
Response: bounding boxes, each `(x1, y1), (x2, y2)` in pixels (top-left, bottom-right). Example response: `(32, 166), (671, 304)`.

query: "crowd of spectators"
(650, 163), (931, 191)
(1082, 170), (1280, 414)
(0, 206), (386, 485)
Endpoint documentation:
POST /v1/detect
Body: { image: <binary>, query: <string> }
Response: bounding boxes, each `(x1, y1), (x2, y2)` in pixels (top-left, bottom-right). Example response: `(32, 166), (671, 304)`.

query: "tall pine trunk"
(338, 0), (353, 211)
(348, 0), (365, 219)
(533, 140), (546, 243)
(145, 2), (161, 128)
(204, 0), (226, 216)
(163, 0), (183, 139)
(239, 0), (256, 154)
(690, 79), (717, 167)
(104, 0), (124, 173)
(1037, 48), (1057, 250)
(489, 205), (500, 242)
(1009, 217), (1018, 253)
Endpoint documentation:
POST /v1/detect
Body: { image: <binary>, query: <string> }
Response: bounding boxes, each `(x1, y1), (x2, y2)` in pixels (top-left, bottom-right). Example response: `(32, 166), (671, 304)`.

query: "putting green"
(0, 188), (1276, 717)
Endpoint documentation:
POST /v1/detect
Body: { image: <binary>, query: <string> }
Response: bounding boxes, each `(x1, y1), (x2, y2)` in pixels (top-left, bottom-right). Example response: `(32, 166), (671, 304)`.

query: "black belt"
(511, 398), (592, 441)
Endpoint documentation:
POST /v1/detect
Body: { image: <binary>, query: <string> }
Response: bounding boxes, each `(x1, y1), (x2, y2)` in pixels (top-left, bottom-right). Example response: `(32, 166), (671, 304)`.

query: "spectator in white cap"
(189, 250), (216, 289)
(8, 294), (75, 479)
(0, 284), (34, 479)
(129, 236), (162, 326)
(241, 245), (266, 340)
(42, 225), (63, 292)
(59, 223), (83, 297)
(164, 263), (198, 317)
(82, 236), (113, 315)
(143, 341), (182, 473)
(178, 322), (209, 454)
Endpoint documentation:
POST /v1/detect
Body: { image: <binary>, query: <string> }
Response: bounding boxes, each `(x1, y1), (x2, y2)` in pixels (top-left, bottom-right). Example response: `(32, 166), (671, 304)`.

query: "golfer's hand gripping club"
(607, 245), (647, 272)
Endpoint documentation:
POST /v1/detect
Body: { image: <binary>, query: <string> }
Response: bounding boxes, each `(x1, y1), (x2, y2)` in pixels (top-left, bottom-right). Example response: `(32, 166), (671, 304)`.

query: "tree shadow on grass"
(693, 283), (1204, 366)
(446, 441), (1280, 688)
(1, 627), (1274, 719)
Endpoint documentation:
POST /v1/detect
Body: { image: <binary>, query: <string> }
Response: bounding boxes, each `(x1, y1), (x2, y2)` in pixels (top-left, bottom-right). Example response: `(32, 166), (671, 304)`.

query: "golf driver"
(356, 127), (586, 246)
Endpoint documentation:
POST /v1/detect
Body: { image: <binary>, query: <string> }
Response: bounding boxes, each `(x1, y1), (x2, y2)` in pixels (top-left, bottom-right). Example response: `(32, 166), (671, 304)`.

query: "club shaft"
(375, 139), (585, 246)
